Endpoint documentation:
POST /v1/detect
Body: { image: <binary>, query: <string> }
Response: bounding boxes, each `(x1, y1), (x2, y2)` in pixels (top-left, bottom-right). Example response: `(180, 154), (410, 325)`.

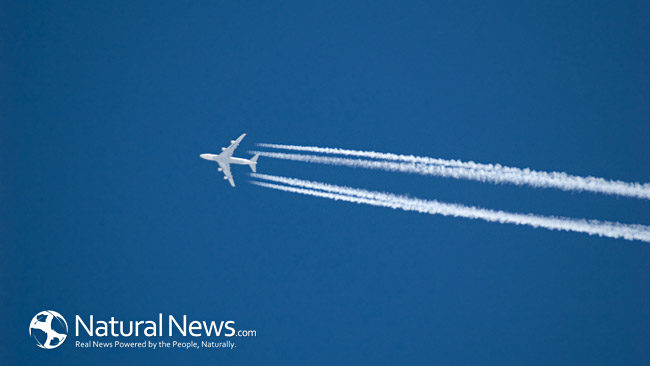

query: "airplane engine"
(224, 176), (228, 180)
(230, 140), (235, 144)
(222, 147), (226, 151)
(218, 168), (222, 171)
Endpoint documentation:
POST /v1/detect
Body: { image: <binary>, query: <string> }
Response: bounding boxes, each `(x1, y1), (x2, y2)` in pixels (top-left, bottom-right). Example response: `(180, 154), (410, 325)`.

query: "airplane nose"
(200, 154), (211, 160)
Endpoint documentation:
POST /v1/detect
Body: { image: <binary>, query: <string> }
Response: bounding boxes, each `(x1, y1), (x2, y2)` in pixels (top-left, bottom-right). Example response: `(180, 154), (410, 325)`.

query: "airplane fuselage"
(200, 154), (252, 165)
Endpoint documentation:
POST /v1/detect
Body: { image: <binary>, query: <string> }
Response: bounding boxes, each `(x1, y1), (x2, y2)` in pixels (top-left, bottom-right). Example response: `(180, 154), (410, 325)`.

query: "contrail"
(251, 149), (650, 199)
(250, 173), (650, 243)
(252, 148), (650, 200)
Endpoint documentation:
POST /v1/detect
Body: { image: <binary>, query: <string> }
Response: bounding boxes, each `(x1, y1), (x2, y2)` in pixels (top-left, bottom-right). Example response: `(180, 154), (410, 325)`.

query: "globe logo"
(29, 310), (68, 349)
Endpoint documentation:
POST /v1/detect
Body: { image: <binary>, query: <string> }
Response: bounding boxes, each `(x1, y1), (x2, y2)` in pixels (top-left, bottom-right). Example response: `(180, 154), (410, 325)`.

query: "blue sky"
(3, 1), (649, 364)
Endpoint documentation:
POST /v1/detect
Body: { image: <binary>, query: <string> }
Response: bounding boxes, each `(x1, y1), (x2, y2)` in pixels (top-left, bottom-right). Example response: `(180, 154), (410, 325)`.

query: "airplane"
(200, 133), (259, 187)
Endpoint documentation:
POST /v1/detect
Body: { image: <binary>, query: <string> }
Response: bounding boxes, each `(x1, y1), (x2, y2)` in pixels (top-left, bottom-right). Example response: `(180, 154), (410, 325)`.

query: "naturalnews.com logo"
(28, 310), (256, 350)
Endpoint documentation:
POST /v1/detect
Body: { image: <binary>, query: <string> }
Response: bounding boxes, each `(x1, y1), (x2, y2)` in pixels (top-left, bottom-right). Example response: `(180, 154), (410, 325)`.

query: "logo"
(27, 310), (256, 351)
(29, 310), (68, 349)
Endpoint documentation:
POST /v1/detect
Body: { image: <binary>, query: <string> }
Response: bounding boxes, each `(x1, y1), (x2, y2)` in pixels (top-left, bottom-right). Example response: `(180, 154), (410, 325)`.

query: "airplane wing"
(218, 133), (246, 158)
(217, 161), (235, 187)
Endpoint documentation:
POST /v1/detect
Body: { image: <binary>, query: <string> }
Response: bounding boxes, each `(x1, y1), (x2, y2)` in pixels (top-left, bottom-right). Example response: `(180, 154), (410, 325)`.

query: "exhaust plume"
(250, 173), (650, 243)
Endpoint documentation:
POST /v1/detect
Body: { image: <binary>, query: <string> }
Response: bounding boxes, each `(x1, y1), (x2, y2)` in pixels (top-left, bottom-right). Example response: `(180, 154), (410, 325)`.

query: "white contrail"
(256, 143), (650, 199)
(251, 151), (526, 184)
(258, 142), (499, 170)
(250, 173), (650, 243)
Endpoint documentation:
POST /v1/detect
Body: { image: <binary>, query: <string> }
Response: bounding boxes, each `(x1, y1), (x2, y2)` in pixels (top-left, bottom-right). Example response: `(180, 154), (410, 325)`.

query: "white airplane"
(200, 133), (259, 187)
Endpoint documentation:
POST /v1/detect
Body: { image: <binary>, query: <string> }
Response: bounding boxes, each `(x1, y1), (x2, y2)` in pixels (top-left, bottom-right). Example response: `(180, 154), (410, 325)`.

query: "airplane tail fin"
(249, 153), (259, 172)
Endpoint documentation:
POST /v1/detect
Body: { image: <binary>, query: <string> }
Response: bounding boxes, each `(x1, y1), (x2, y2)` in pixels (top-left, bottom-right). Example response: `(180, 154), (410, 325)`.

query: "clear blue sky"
(3, 1), (649, 364)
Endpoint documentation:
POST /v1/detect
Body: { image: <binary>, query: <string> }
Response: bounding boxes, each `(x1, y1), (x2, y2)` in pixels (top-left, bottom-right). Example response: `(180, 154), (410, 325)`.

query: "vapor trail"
(252, 149), (650, 200)
(250, 173), (650, 243)
(258, 142), (499, 170)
